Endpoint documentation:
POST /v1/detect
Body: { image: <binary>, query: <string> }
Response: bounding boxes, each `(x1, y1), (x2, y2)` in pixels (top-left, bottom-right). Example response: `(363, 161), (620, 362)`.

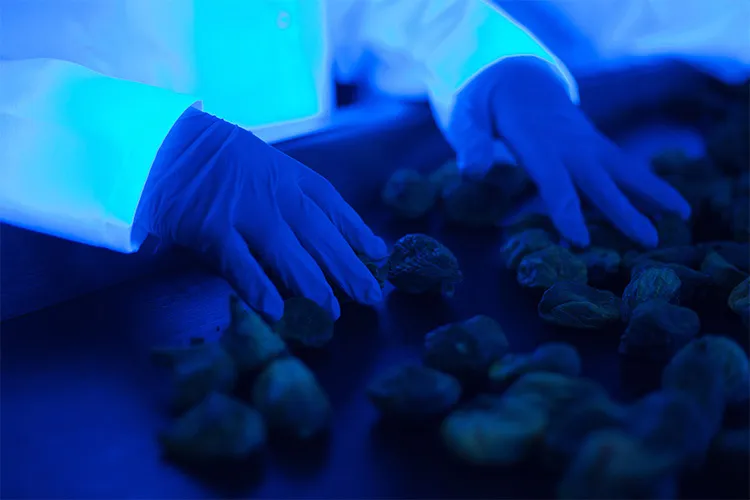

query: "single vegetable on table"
(621, 267), (682, 322)
(728, 277), (749, 326)
(367, 364), (462, 420)
(489, 342), (582, 386)
(252, 357), (332, 440)
(273, 297), (335, 348)
(618, 300), (700, 360)
(537, 281), (621, 329)
(557, 430), (679, 500)
(158, 392), (267, 462)
(627, 390), (715, 468)
(499, 228), (554, 270)
(151, 341), (237, 413)
(441, 394), (548, 466)
(516, 245), (588, 290)
(423, 315), (509, 385)
(387, 233), (463, 297)
(221, 295), (287, 371)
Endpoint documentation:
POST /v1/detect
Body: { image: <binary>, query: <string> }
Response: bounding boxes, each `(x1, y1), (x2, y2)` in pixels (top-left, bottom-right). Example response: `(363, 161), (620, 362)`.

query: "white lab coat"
(497, 0), (750, 82)
(1, 0), (747, 256)
(0, 0), (576, 253)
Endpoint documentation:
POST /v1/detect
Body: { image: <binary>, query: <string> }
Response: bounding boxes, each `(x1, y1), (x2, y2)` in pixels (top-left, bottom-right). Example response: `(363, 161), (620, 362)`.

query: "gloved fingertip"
(261, 293), (285, 322)
(367, 237), (389, 260)
(567, 227), (591, 249)
(457, 148), (493, 178)
(638, 224), (660, 249)
(364, 280), (384, 305)
(329, 297), (341, 321)
(676, 199), (692, 221)
(553, 208), (590, 248)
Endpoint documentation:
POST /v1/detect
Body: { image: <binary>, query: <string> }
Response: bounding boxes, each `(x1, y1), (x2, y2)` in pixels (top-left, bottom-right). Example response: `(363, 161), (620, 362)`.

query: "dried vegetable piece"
(538, 282), (620, 329)
(619, 300), (700, 360)
(728, 277), (749, 325)
(621, 267), (682, 322)
(423, 315), (509, 384)
(221, 295), (287, 371)
(489, 342), (581, 386)
(158, 392), (266, 462)
(274, 297), (335, 348)
(441, 396), (548, 466)
(499, 229), (554, 270)
(367, 364), (461, 419)
(388, 234), (462, 297)
(701, 251), (748, 292)
(557, 430), (679, 500)
(577, 247), (622, 287)
(252, 357), (332, 439)
(151, 342), (237, 413)
(517, 245), (588, 290)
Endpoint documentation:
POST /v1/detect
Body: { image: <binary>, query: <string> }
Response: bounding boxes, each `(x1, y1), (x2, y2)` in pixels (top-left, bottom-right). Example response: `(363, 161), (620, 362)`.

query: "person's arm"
(328, 0), (578, 132)
(0, 58), (199, 252)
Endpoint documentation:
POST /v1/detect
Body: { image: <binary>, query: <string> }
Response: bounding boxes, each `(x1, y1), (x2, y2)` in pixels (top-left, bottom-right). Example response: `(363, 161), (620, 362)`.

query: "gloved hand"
(137, 107), (388, 321)
(448, 56), (691, 248)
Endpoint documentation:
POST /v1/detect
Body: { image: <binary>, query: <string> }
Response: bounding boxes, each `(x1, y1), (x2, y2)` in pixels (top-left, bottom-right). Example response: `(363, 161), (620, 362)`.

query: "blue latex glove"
(137, 107), (388, 321)
(448, 56), (691, 248)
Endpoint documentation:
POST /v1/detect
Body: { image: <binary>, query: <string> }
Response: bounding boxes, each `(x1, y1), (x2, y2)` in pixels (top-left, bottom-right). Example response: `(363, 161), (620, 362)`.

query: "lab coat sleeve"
(329, 0), (578, 132)
(0, 58), (200, 253)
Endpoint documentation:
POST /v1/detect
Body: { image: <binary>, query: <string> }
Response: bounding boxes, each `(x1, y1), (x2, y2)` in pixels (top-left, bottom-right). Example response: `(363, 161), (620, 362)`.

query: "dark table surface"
(2, 120), (748, 499)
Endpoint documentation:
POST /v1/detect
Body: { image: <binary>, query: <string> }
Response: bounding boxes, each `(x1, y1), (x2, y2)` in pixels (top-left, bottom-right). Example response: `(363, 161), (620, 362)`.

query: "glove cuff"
(135, 107), (231, 237)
